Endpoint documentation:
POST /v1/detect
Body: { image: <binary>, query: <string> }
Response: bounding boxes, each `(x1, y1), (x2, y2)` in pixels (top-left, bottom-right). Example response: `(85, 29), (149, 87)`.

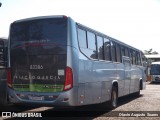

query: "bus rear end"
(8, 16), (76, 106)
(150, 63), (160, 83)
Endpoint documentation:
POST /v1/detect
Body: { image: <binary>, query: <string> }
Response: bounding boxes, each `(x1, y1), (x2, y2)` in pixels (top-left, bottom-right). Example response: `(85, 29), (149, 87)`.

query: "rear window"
(150, 64), (160, 75)
(10, 18), (67, 49)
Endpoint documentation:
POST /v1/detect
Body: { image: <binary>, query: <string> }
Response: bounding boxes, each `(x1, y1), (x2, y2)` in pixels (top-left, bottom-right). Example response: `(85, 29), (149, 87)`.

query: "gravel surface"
(94, 82), (160, 120)
(1, 82), (160, 120)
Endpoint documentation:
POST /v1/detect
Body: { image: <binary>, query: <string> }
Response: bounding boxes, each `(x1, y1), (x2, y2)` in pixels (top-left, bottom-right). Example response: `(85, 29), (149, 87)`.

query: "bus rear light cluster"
(64, 67), (73, 91)
(63, 16), (68, 19)
(7, 68), (12, 87)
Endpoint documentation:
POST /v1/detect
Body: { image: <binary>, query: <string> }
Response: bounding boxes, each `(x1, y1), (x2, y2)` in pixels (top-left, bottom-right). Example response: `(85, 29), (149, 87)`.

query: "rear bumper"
(8, 86), (78, 107)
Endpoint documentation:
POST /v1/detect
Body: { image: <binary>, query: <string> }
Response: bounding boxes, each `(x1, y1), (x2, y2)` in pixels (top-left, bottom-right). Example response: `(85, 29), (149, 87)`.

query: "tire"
(109, 86), (118, 109)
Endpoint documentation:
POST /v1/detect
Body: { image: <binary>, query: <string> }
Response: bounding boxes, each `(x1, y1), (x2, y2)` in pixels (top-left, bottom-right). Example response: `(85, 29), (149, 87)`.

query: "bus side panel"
(130, 65), (142, 93)
(67, 46), (79, 106)
(130, 65), (136, 94)
(142, 66), (146, 89)
(79, 57), (117, 105)
(77, 83), (85, 105)
(78, 57), (93, 105)
(116, 63), (125, 97)
(95, 62), (115, 103)
(84, 80), (101, 104)
(65, 18), (88, 106)
(135, 67), (142, 92)
(123, 58), (131, 96)
(89, 61), (105, 104)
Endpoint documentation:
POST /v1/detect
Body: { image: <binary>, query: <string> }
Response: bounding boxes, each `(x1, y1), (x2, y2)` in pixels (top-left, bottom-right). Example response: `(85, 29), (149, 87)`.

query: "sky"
(0, 0), (160, 53)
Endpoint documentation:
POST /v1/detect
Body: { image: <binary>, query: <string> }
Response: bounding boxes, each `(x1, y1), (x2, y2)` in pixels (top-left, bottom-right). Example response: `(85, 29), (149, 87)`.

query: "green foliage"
(143, 49), (159, 55)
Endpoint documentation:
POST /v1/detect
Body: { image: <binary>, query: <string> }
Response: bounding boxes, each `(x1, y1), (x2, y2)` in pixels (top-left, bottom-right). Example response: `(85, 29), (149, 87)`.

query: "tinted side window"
(87, 31), (96, 50)
(132, 51), (136, 65)
(138, 52), (142, 65)
(136, 52), (141, 65)
(78, 28), (87, 48)
(97, 36), (104, 60)
(142, 53), (147, 67)
(77, 27), (98, 60)
(130, 50), (136, 65)
(111, 41), (116, 62)
(116, 44), (121, 62)
(104, 38), (111, 61)
(125, 48), (129, 57)
(130, 50), (133, 64)
(121, 46), (125, 57)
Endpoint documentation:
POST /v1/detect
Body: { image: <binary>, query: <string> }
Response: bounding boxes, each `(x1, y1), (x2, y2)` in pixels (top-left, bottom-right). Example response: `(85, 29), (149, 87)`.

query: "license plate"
(28, 96), (44, 101)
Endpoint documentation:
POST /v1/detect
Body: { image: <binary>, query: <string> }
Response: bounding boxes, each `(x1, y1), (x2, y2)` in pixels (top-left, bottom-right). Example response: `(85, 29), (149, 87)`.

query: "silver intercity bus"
(7, 15), (146, 109)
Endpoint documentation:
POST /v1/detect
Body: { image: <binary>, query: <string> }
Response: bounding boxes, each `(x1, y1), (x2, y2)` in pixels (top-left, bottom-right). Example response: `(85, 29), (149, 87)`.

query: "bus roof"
(12, 15), (67, 24)
(11, 15), (142, 53)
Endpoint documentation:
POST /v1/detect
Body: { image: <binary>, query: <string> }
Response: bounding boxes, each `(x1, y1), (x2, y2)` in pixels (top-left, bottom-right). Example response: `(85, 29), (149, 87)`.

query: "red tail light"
(63, 15), (68, 19)
(64, 67), (73, 91)
(7, 68), (12, 87)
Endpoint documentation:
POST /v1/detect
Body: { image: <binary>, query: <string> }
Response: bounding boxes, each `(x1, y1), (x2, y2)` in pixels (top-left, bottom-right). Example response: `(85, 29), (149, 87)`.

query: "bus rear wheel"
(109, 86), (118, 109)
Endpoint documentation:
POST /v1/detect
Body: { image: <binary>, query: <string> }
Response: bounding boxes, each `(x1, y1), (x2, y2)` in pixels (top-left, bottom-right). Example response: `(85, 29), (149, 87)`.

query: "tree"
(0, 2), (2, 7)
(143, 49), (159, 55)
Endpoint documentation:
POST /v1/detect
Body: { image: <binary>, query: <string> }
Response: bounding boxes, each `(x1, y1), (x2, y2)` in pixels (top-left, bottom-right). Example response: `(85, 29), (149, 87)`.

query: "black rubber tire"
(109, 86), (118, 109)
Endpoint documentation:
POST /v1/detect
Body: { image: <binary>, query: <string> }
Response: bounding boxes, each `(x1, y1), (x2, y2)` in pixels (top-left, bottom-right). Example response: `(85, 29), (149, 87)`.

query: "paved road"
(0, 82), (160, 120)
